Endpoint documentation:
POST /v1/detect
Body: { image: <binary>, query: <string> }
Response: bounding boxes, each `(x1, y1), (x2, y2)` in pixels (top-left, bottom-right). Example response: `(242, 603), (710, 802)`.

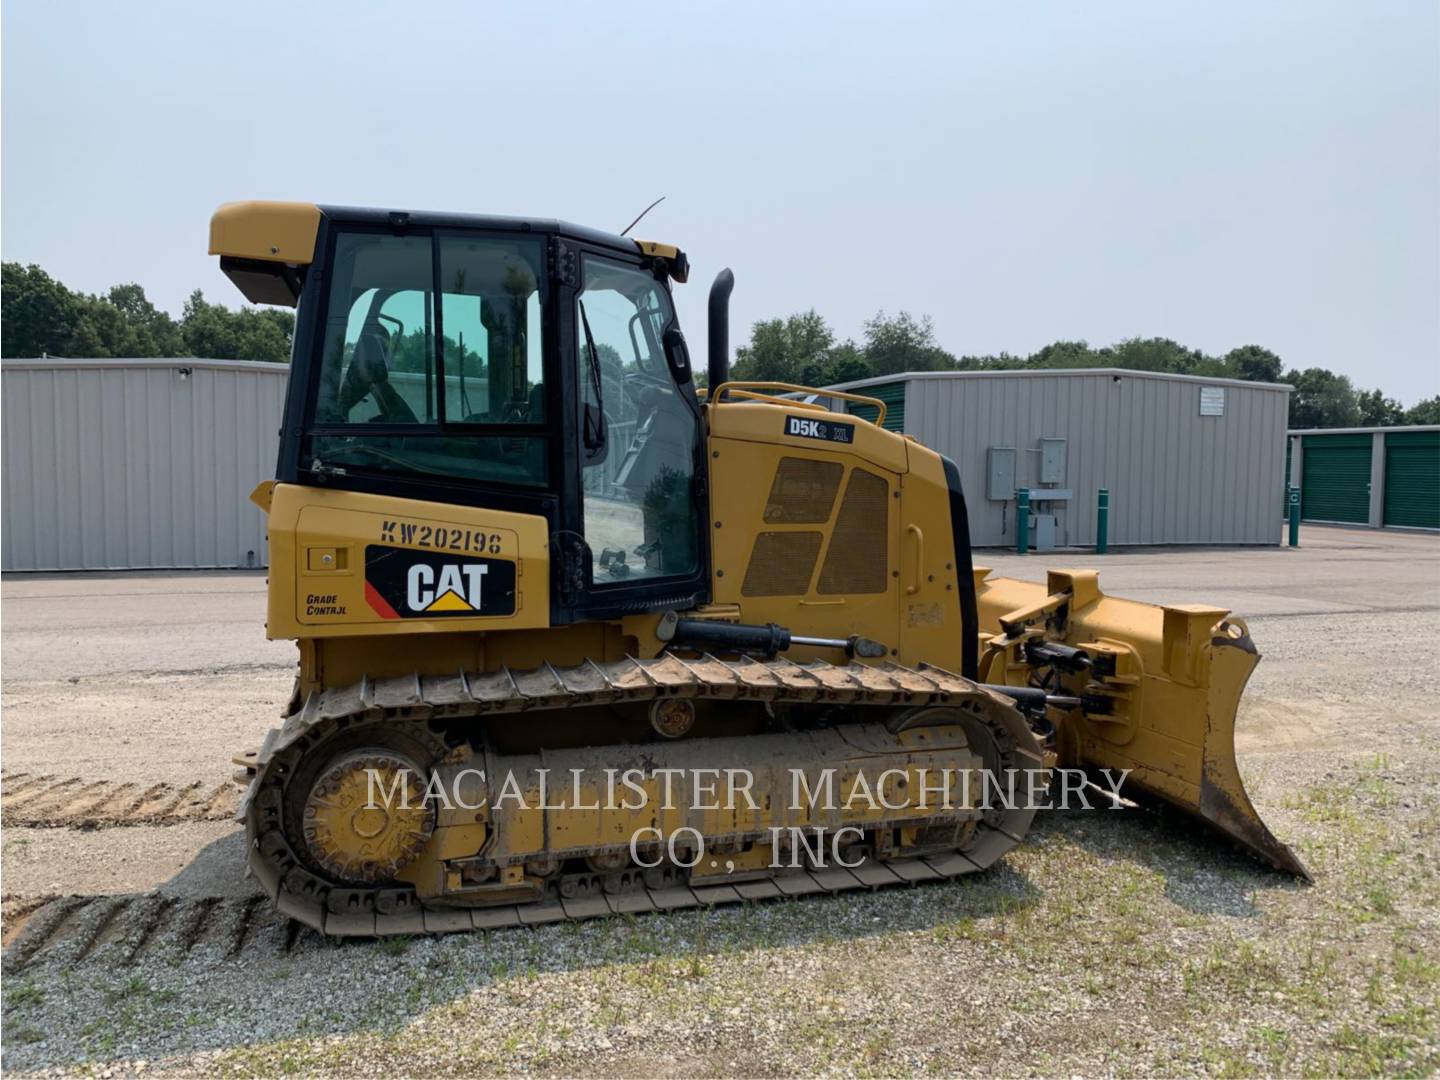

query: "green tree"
(1104, 337), (1223, 376)
(235, 308), (293, 362)
(104, 283), (185, 356)
(3, 263), (287, 361)
(61, 285), (188, 358)
(181, 290), (294, 362)
(1223, 344), (1284, 383)
(732, 310), (839, 385)
(180, 290), (237, 358)
(1285, 367), (1361, 428)
(862, 310), (955, 375)
(1022, 339), (1098, 370)
(67, 298), (128, 357)
(954, 349), (1022, 371)
(1356, 388), (1405, 427)
(1404, 396), (1440, 425)
(1, 263), (80, 356)
(384, 328), (432, 374)
(827, 341), (872, 384)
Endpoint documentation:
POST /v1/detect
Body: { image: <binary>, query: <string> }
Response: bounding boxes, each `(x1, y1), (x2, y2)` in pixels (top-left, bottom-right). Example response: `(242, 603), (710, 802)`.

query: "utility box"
(986, 447), (1017, 500)
(1028, 514), (1057, 552)
(1039, 437), (1067, 484)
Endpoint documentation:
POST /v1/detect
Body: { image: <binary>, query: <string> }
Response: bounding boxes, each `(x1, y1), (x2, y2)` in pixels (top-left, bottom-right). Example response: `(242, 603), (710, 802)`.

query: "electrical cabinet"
(986, 447), (1017, 500)
(1039, 437), (1067, 484)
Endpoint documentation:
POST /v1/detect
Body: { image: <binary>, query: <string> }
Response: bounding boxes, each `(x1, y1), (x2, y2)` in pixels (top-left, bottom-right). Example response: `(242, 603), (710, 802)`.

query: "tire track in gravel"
(1, 892), (324, 973)
(1, 771), (237, 828)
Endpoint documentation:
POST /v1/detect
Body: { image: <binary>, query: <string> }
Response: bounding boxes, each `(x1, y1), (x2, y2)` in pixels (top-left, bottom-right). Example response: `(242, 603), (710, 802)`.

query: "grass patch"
(5, 982), (45, 1007)
(374, 934), (411, 957)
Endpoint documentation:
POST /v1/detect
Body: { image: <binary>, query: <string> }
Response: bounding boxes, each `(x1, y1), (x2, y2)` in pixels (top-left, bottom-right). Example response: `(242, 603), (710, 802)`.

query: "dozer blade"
(975, 567), (1310, 880)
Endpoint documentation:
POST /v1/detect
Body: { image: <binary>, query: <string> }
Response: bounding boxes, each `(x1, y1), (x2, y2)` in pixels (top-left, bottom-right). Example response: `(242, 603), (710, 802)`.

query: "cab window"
(439, 234), (545, 423)
(315, 234), (436, 425)
(577, 256), (700, 583)
(307, 230), (548, 487)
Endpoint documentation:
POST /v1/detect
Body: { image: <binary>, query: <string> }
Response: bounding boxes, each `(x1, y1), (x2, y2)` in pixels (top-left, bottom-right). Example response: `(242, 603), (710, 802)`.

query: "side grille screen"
(742, 531), (823, 596)
(763, 457), (844, 524)
(818, 469), (889, 594)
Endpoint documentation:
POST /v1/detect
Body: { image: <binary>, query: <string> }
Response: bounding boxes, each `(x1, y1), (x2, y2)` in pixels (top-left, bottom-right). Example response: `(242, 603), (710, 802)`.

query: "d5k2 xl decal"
(784, 414), (854, 444)
(364, 544), (517, 619)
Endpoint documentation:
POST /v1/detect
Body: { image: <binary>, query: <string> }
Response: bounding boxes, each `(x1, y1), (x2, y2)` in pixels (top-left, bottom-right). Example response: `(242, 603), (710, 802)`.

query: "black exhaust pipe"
(707, 268), (734, 392)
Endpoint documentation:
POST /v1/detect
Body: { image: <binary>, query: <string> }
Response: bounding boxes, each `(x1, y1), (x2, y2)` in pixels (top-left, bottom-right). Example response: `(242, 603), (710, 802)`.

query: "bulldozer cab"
(222, 203), (711, 624)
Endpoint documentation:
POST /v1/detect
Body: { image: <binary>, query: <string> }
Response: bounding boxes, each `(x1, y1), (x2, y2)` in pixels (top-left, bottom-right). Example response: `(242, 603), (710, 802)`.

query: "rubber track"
(1, 772), (235, 829)
(240, 654), (1046, 938)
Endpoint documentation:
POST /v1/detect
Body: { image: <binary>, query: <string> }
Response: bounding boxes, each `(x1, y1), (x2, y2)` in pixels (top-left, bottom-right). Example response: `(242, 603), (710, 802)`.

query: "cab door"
(560, 250), (710, 621)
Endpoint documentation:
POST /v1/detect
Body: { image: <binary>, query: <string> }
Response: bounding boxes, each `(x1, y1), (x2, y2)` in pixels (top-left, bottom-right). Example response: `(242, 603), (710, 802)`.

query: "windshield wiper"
(578, 299), (606, 452)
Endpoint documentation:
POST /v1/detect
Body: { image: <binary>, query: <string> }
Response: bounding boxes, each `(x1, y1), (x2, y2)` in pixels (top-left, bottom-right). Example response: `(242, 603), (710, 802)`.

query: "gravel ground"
(2, 526), (1437, 1076)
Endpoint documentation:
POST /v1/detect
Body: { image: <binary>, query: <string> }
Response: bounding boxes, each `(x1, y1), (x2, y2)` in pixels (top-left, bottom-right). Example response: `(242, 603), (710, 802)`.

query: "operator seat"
(339, 324), (418, 423)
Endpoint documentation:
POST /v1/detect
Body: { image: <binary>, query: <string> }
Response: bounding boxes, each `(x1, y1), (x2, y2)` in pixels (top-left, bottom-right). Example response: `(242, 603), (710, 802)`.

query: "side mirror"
(663, 325), (693, 385)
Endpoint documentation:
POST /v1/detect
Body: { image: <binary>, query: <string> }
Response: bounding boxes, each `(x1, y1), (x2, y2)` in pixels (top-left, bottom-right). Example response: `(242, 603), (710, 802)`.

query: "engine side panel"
(705, 402), (966, 672)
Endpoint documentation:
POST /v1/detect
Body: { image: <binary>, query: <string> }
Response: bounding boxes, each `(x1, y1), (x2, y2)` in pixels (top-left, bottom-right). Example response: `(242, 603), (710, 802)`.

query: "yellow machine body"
(255, 391), (1301, 878)
(219, 200), (1303, 938)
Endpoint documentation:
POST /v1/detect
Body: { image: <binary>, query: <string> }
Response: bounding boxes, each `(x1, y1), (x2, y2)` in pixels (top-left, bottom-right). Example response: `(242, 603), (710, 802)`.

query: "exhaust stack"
(707, 268), (734, 392)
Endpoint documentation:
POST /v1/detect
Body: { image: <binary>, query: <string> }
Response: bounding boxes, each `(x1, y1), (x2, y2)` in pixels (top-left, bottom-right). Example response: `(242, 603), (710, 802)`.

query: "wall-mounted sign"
(1200, 386), (1226, 416)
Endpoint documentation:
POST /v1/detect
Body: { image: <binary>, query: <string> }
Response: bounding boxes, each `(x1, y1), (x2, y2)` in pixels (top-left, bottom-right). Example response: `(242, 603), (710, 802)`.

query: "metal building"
(1287, 426), (1440, 530)
(820, 368), (1293, 548)
(2, 358), (287, 571)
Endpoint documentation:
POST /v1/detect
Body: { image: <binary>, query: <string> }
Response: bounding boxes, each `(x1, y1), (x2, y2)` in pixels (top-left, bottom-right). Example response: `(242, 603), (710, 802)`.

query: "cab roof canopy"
(208, 200), (687, 307)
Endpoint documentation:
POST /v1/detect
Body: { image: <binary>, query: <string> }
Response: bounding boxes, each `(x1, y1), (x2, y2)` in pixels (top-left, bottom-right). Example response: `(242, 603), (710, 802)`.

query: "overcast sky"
(3, 1), (1437, 403)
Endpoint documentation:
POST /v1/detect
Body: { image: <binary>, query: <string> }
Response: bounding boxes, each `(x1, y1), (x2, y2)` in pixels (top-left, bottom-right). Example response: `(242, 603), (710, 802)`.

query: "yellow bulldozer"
(211, 201), (1305, 936)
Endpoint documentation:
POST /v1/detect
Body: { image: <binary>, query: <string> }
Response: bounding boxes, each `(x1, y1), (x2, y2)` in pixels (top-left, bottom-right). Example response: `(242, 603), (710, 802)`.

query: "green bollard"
(1015, 488), (1030, 555)
(1288, 488), (1300, 547)
(1096, 488), (1109, 554)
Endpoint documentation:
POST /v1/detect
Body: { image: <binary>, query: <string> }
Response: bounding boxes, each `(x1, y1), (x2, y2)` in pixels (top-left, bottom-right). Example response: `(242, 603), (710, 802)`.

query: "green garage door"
(1301, 433), (1372, 523)
(1383, 431), (1440, 529)
(847, 381), (906, 432)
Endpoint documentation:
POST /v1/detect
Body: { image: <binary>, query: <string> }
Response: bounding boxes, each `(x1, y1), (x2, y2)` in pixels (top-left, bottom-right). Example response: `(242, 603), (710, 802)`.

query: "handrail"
(707, 381), (887, 428)
(723, 388), (833, 413)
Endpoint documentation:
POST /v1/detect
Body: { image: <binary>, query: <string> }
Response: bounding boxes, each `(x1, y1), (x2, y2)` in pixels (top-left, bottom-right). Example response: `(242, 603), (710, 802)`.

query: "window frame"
(300, 224), (557, 489)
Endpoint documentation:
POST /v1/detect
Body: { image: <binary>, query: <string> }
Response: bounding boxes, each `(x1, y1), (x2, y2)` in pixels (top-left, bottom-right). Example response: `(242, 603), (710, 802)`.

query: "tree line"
(1, 263), (294, 364)
(3, 262), (1434, 429)
(731, 309), (1439, 429)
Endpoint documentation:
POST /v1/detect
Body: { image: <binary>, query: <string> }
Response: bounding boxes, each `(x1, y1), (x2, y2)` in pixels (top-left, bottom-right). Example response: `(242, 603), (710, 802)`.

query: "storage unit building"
(1287, 426), (1440, 530)
(823, 369), (1293, 548)
(2, 358), (288, 571)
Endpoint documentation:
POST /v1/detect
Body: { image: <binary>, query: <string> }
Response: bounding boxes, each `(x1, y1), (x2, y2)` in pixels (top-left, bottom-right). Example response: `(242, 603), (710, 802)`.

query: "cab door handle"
(905, 524), (924, 595)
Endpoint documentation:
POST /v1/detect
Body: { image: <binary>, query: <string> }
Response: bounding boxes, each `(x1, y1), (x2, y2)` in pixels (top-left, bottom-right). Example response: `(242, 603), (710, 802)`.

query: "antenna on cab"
(620, 196), (666, 237)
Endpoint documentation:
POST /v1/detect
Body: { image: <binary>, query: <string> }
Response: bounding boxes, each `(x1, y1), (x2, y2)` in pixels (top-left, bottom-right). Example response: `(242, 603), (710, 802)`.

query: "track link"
(240, 654), (1046, 937)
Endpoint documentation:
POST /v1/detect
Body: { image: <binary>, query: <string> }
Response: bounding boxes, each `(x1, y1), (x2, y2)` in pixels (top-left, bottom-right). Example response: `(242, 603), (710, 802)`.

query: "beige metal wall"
(833, 369), (1291, 547)
(2, 359), (287, 571)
